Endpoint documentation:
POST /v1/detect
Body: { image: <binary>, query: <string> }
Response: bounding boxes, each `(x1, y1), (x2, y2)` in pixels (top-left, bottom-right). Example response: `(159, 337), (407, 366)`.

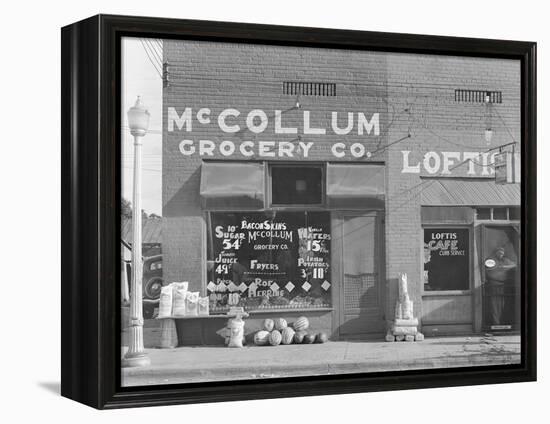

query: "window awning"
(421, 178), (520, 206)
(200, 162), (264, 209)
(326, 164), (385, 209)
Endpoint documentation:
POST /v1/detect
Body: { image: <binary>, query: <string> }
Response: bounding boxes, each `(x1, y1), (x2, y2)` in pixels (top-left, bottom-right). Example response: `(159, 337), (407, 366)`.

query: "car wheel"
(143, 277), (163, 300)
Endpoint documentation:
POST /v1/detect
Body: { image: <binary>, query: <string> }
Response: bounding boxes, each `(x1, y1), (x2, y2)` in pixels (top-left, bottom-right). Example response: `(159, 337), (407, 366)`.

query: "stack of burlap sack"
(157, 282), (210, 318)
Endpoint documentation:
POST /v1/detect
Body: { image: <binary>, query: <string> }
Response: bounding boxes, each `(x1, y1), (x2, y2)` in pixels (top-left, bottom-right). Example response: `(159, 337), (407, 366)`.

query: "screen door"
(338, 212), (384, 337)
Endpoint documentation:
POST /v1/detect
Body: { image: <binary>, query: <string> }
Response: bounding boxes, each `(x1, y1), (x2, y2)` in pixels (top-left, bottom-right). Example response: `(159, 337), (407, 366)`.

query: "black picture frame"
(61, 14), (536, 409)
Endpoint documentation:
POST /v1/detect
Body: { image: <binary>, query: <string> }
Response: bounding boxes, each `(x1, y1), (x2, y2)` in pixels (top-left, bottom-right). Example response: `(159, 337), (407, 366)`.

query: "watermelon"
(262, 318), (274, 332)
(281, 327), (295, 345)
(269, 330), (282, 346)
(315, 332), (328, 344)
(254, 330), (270, 346)
(293, 316), (309, 331)
(274, 318), (287, 331)
(303, 333), (316, 344)
(293, 330), (307, 344)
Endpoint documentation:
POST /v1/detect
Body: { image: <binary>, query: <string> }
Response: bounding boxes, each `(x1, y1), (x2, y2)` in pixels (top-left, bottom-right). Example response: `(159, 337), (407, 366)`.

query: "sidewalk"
(121, 334), (520, 387)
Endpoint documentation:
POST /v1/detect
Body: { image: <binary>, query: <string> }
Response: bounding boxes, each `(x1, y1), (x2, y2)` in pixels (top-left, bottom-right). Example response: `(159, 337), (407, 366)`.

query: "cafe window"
(206, 211), (331, 312)
(423, 228), (470, 291)
(270, 165), (323, 206)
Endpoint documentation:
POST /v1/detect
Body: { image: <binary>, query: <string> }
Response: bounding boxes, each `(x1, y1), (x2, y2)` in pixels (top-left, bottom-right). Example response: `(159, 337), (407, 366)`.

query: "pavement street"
(121, 334), (521, 387)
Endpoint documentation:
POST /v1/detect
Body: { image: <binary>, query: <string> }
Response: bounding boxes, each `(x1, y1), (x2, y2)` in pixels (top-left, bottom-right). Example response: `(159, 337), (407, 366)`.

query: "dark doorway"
(481, 225), (520, 331)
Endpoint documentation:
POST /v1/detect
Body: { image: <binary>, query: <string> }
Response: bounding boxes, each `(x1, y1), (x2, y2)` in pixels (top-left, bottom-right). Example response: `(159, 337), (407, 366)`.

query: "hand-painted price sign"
(208, 212), (331, 306)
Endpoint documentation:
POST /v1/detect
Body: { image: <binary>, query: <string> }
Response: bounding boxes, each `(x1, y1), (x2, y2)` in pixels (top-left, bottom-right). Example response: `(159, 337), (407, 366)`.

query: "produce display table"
(157, 308), (333, 348)
(157, 315), (226, 348)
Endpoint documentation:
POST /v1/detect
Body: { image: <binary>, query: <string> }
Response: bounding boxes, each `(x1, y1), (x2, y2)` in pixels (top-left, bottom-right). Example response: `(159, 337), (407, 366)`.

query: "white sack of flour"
(198, 296), (209, 316)
(171, 281), (189, 294)
(158, 285), (174, 318)
(172, 287), (188, 316)
(185, 291), (200, 317)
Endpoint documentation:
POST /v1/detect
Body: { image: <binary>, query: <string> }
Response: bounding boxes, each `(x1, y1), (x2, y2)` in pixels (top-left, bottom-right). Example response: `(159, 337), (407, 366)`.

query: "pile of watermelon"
(253, 316), (328, 346)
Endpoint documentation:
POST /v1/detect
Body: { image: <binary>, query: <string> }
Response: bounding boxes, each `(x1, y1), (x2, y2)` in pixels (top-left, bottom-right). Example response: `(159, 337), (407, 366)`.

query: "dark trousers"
(488, 281), (506, 325)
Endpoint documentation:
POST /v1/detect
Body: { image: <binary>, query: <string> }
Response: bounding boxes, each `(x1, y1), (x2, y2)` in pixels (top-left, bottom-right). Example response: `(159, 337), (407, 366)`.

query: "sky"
(121, 37), (163, 216)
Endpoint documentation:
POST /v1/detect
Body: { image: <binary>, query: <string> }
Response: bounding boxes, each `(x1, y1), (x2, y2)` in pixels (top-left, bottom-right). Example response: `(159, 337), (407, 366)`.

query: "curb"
(122, 353), (520, 386)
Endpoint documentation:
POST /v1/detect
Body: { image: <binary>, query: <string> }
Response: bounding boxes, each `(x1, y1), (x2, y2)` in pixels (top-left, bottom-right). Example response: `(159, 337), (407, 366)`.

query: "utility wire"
(143, 38), (162, 69)
(144, 39), (163, 68)
(147, 39), (163, 62)
(140, 39), (163, 79)
(412, 115), (489, 150)
(368, 134), (411, 158)
(152, 39), (163, 53)
(493, 107), (518, 144)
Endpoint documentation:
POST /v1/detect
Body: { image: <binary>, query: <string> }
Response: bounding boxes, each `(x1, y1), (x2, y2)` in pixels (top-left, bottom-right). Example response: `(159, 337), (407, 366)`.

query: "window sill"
(246, 307), (333, 314)
(157, 306), (334, 319)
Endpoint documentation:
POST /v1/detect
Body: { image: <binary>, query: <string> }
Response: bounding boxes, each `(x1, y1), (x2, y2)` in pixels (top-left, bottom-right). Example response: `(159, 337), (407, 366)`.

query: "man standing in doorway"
(485, 247), (517, 326)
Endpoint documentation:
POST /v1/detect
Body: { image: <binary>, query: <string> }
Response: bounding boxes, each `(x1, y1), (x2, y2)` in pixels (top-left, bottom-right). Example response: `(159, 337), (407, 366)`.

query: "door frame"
(331, 210), (385, 339)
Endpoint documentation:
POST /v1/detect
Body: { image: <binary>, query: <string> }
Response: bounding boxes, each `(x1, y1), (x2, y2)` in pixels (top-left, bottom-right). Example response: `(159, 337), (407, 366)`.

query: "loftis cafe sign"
(401, 150), (497, 176)
(167, 107), (380, 158)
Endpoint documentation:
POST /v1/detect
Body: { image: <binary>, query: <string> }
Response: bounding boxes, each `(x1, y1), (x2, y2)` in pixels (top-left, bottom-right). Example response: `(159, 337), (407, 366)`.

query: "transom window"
(270, 165), (324, 206)
(476, 207), (520, 221)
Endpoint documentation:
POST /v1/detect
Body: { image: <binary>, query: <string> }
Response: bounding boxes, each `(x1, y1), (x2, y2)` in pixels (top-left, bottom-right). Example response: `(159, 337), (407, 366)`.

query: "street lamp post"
(122, 96), (151, 368)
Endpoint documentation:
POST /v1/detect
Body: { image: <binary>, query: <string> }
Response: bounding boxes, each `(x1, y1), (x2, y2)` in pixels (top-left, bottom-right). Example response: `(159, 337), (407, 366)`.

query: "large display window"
(206, 211), (332, 311)
(423, 227), (470, 291)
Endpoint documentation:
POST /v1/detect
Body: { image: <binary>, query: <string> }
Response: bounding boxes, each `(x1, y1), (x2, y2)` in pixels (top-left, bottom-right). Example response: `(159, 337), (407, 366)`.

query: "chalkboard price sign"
(207, 211), (331, 309)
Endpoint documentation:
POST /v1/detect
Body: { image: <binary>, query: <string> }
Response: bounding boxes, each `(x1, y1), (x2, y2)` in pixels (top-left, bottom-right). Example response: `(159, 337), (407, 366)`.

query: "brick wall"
(162, 40), (520, 323)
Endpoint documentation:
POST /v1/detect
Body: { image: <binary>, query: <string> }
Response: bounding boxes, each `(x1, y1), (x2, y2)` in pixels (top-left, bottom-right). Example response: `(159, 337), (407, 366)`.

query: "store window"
(206, 211), (331, 311)
(200, 162), (265, 210)
(271, 165), (323, 205)
(326, 163), (385, 209)
(423, 228), (470, 291)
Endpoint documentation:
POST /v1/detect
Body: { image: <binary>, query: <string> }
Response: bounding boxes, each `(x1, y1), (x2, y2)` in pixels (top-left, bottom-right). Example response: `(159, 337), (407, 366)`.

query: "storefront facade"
(161, 40), (520, 344)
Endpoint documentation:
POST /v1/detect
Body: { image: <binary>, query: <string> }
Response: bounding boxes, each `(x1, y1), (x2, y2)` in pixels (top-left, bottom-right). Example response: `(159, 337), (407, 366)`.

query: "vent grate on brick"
(454, 89), (502, 104)
(283, 82), (336, 97)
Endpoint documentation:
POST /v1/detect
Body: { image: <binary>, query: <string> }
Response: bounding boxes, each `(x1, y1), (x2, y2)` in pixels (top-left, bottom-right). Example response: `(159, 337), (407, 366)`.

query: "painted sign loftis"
(401, 150), (497, 176)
